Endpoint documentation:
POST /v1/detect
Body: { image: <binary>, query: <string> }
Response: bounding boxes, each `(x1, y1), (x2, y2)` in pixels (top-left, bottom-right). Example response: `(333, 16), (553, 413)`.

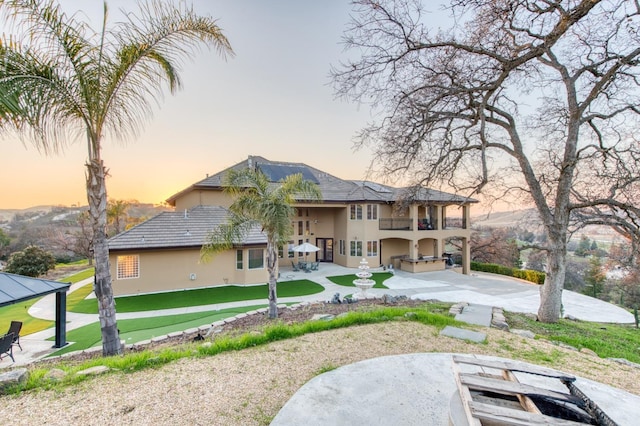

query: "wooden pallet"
(452, 355), (600, 426)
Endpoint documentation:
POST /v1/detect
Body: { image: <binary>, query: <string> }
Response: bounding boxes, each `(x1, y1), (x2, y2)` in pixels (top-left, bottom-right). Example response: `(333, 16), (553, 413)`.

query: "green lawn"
(49, 304), (267, 356)
(326, 272), (392, 289)
(70, 279), (324, 314)
(505, 311), (640, 364)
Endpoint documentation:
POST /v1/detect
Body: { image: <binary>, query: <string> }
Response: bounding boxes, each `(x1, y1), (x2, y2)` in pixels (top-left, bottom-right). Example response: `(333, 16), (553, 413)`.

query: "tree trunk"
(86, 158), (122, 356)
(266, 239), (279, 319)
(537, 239), (567, 323)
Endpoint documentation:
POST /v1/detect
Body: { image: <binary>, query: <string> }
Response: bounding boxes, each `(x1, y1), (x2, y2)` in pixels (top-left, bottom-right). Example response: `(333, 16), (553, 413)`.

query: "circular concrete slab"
(270, 353), (640, 426)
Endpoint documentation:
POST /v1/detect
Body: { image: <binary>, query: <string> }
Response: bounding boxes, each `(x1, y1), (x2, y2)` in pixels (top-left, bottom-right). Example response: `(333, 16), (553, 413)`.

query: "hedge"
(470, 261), (545, 285)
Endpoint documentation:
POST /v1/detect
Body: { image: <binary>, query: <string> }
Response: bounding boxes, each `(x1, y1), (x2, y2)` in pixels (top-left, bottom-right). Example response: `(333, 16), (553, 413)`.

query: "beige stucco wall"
(110, 247), (269, 296)
(174, 190), (232, 211)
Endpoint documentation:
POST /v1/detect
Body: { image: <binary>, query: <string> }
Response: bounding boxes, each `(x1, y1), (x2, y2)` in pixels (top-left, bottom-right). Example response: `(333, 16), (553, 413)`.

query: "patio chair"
(310, 262), (319, 271)
(7, 320), (22, 351)
(0, 333), (15, 363)
(291, 261), (300, 272)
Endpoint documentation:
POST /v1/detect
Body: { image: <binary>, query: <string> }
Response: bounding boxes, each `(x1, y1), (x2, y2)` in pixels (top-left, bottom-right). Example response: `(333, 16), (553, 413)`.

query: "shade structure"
(292, 242), (320, 262)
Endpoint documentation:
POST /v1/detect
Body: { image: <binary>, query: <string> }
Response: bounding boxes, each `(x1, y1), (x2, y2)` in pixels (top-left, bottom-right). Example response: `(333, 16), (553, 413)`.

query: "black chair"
(291, 261), (300, 272)
(7, 321), (22, 351)
(0, 333), (15, 363)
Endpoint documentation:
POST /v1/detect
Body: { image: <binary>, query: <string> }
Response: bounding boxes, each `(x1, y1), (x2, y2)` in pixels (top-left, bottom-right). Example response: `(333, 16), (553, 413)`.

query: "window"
(287, 241), (295, 258)
(236, 250), (243, 270)
(298, 239), (303, 257)
(339, 240), (345, 256)
(117, 255), (139, 279)
(248, 249), (264, 269)
(350, 204), (363, 220)
(305, 220), (310, 235)
(367, 204), (378, 220)
(350, 240), (362, 257)
(367, 241), (378, 257)
(298, 221), (303, 235)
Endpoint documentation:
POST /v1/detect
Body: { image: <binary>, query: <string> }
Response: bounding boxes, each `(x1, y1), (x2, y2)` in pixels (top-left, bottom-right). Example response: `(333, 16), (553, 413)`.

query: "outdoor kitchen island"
(400, 256), (447, 273)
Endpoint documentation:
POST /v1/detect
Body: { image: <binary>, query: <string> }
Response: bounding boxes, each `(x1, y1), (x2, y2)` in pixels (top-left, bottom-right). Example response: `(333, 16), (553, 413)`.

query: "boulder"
(0, 368), (29, 392)
(76, 366), (109, 376)
(510, 329), (535, 339)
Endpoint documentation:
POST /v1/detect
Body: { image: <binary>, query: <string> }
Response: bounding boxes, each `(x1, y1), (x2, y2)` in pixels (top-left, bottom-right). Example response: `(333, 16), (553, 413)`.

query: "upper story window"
(367, 204), (378, 220)
(117, 255), (139, 280)
(350, 204), (363, 220)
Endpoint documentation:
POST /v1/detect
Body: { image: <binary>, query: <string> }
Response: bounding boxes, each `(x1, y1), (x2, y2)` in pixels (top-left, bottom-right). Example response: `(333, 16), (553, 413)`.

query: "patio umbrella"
(292, 242), (320, 262)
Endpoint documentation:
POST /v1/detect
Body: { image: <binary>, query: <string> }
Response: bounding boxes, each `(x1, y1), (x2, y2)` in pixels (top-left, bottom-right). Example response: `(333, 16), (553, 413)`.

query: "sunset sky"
(1, 0), (387, 209)
(0, 1), (498, 214)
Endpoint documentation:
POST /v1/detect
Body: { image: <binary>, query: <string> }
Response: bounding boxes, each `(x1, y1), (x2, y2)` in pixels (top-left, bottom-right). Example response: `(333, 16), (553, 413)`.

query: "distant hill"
(472, 208), (542, 230)
(0, 203), (172, 232)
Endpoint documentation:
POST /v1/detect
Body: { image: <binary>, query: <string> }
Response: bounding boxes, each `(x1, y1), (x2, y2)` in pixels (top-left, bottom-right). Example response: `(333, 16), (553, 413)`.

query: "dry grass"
(1, 321), (638, 426)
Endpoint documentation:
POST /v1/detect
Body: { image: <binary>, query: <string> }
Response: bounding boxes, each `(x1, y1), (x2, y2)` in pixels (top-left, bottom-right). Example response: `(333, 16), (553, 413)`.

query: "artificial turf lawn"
(49, 304), (267, 356)
(326, 272), (392, 289)
(70, 279), (324, 314)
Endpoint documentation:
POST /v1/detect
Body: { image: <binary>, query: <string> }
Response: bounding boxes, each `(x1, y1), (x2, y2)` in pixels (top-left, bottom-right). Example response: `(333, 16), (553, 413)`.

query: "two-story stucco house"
(108, 156), (477, 296)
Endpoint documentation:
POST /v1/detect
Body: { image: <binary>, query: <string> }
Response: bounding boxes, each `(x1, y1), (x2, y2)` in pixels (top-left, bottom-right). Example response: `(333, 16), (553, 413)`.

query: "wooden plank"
(502, 369), (542, 414)
(452, 358), (482, 426)
(460, 373), (583, 405)
(470, 401), (590, 426)
(453, 355), (576, 382)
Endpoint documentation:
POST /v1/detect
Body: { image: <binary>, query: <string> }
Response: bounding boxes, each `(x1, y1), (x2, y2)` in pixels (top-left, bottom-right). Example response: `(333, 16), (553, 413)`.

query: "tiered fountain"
(353, 258), (375, 298)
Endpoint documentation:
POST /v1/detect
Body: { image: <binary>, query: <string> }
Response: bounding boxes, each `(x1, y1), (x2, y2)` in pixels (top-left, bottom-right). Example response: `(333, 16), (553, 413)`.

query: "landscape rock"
(311, 314), (335, 321)
(492, 320), (510, 331)
(580, 347), (599, 357)
(523, 313), (538, 321)
(555, 341), (578, 351)
(510, 329), (535, 339)
(76, 366), (109, 376)
(449, 302), (468, 315)
(45, 368), (67, 382)
(608, 358), (640, 369)
(0, 368), (29, 392)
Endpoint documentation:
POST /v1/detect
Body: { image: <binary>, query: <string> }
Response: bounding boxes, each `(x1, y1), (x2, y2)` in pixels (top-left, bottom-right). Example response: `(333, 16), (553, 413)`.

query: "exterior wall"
(110, 247), (269, 296)
(174, 190), (231, 211)
(164, 187), (475, 282)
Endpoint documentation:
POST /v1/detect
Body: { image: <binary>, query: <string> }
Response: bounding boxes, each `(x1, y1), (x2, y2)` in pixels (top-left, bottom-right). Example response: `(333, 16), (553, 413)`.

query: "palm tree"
(202, 168), (322, 319)
(0, 0), (233, 356)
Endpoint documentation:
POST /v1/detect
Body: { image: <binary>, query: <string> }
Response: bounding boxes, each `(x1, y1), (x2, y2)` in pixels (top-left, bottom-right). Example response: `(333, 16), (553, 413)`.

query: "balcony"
(379, 218), (412, 231)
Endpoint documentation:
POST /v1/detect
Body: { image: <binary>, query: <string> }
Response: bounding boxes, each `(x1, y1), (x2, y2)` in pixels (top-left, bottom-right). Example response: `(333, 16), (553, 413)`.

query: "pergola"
(0, 272), (71, 348)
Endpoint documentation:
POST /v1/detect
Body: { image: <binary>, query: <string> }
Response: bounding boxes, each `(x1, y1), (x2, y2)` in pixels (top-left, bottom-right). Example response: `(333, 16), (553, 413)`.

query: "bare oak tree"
(333, 0), (640, 322)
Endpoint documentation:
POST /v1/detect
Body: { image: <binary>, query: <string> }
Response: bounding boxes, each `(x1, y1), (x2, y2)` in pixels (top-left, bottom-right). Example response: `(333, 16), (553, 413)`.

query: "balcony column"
(410, 239), (420, 260)
(436, 205), (443, 230)
(462, 237), (470, 274)
(410, 204), (418, 231)
(433, 238), (442, 258)
(462, 204), (469, 229)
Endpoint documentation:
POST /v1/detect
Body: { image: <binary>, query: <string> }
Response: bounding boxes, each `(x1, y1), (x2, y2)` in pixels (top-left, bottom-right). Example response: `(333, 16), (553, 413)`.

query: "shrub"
(4, 245), (56, 277)
(471, 261), (545, 285)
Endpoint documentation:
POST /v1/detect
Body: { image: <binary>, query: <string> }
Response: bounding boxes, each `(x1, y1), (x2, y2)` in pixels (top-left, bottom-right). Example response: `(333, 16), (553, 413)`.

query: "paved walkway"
(2, 265), (635, 367)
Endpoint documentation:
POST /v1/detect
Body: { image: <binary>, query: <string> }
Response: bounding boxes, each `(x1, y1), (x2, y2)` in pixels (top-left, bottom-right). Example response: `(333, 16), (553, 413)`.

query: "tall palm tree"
(0, 0), (233, 356)
(203, 169), (322, 319)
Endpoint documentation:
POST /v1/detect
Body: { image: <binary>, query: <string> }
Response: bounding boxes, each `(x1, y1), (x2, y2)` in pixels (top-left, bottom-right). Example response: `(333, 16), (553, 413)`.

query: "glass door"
(316, 238), (333, 262)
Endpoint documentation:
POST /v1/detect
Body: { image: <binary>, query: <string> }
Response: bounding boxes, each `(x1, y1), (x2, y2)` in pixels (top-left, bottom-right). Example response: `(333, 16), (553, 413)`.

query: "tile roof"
(166, 156), (477, 205)
(108, 205), (267, 251)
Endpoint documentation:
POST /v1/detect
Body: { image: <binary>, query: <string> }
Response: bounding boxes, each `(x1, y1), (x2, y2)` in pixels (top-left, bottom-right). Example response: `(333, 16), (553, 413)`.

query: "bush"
(4, 245), (56, 277)
(471, 261), (545, 285)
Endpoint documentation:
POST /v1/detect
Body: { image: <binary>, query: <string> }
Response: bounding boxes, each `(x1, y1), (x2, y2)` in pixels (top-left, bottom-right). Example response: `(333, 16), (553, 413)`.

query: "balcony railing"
(444, 217), (467, 229)
(379, 218), (413, 231)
